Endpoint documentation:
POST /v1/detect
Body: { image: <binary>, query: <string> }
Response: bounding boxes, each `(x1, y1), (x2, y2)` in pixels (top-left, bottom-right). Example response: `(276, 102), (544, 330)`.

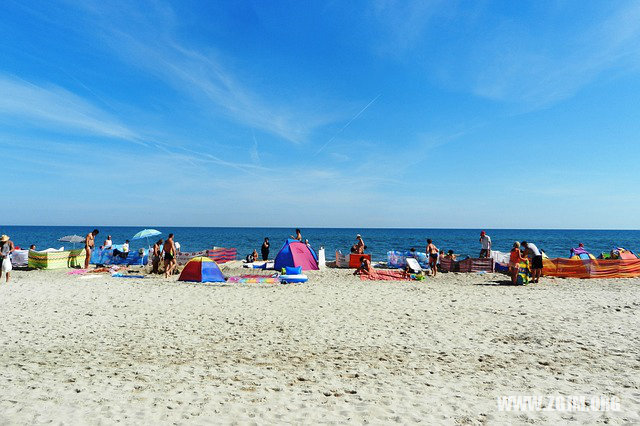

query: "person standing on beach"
(479, 231), (491, 258)
(522, 241), (543, 283)
(291, 229), (302, 241)
(509, 242), (527, 284)
(152, 239), (163, 274)
(355, 234), (365, 254)
(261, 237), (270, 261)
(84, 229), (99, 269)
(163, 234), (177, 278)
(1, 235), (15, 283)
(426, 239), (439, 277)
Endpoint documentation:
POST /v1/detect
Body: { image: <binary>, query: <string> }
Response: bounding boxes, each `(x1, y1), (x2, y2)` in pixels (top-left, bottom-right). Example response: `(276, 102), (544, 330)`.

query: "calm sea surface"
(3, 226), (640, 260)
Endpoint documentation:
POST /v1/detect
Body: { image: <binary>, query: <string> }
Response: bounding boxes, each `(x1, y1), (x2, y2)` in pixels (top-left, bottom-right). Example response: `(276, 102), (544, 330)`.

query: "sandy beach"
(1, 264), (639, 424)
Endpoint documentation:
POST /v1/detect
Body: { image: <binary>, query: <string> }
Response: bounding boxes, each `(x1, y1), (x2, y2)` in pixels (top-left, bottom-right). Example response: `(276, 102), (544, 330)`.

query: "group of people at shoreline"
(350, 231), (545, 284)
(84, 229), (181, 278)
(0, 227), (577, 285)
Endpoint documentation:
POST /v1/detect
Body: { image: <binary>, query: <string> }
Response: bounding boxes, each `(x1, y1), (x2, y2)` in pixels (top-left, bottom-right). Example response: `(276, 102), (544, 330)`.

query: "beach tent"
(274, 239), (319, 271)
(569, 246), (596, 260)
(611, 248), (638, 260)
(91, 245), (148, 266)
(178, 256), (225, 283)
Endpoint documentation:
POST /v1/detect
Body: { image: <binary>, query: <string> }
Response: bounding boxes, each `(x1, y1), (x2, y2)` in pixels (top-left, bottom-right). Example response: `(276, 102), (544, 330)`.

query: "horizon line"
(2, 225), (640, 232)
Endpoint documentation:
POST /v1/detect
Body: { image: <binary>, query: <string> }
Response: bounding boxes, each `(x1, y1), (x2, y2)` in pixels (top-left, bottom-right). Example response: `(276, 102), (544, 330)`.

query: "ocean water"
(2, 226), (640, 261)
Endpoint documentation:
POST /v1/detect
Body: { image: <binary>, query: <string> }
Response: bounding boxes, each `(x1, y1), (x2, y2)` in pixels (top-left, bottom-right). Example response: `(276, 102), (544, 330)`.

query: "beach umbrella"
(132, 229), (162, 248)
(58, 234), (85, 249)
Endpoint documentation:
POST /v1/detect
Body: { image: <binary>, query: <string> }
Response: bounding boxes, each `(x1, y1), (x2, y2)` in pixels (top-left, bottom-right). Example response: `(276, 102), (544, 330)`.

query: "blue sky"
(2, 1), (640, 228)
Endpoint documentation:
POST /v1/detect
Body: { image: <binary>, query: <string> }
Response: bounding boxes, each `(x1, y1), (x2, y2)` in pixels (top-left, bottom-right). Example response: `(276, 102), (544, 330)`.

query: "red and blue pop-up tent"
(274, 239), (319, 271)
(178, 256), (225, 282)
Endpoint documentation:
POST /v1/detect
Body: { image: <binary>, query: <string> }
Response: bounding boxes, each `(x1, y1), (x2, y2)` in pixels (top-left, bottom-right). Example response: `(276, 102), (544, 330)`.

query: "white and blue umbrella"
(58, 234), (85, 249)
(132, 229), (162, 248)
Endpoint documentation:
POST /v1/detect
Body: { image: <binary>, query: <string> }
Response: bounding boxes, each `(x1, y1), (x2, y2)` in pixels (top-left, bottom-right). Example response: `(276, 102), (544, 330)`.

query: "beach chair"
(405, 257), (426, 274)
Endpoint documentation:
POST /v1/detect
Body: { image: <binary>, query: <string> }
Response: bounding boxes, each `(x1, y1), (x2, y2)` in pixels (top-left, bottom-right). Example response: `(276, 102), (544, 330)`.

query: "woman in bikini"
(84, 229), (99, 269)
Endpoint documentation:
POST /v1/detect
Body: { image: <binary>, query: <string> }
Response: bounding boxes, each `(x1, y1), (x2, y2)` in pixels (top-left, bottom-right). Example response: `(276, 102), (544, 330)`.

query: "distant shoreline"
(3, 225), (639, 231)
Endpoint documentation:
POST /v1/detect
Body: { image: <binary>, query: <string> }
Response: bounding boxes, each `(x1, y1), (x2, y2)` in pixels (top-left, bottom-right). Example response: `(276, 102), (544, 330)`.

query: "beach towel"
(359, 270), (413, 281)
(227, 275), (280, 284)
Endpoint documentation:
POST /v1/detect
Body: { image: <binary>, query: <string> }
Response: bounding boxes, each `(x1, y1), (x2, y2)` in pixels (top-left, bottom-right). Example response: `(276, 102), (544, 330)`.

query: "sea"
(2, 226), (640, 260)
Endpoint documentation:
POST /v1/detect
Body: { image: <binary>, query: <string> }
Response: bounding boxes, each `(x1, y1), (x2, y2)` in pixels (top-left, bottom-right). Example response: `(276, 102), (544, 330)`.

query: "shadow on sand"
(475, 279), (523, 287)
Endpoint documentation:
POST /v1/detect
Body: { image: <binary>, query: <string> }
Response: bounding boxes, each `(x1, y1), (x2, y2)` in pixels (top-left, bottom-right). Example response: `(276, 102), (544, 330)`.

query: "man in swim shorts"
(426, 239), (439, 277)
(162, 233), (177, 278)
(522, 241), (543, 283)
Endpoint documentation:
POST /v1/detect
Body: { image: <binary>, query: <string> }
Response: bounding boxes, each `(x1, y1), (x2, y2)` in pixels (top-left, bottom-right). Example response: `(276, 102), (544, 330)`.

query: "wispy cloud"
(0, 74), (276, 176)
(66, 2), (337, 144)
(0, 75), (139, 142)
(250, 132), (261, 166)
(469, 2), (640, 107)
(368, 0), (445, 53)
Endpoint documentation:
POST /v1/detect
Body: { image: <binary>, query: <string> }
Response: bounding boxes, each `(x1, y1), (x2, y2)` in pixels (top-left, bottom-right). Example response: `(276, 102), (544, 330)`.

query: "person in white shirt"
(479, 231), (492, 258)
(522, 241), (543, 283)
(103, 235), (113, 249)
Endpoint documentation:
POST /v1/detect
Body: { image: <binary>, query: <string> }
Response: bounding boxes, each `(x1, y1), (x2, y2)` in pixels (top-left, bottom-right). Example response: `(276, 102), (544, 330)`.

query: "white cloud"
(469, 3), (640, 107)
(69, 2), (338, 144)
(369, 0), (445, 53)
(0, 75), (139, 142)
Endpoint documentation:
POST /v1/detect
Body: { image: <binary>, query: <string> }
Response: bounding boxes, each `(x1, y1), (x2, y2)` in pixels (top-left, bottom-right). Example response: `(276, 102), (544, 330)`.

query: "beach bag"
(517, 261), (530, 285)
(284, 266), (302, 275)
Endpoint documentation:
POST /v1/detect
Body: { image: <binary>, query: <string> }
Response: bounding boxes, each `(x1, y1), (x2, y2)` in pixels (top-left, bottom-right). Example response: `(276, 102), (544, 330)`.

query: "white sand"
(1, 264), (639, 424)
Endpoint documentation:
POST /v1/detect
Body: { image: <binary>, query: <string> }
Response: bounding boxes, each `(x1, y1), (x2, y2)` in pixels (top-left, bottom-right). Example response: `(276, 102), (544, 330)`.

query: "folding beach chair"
(405, 257), (427, 274)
